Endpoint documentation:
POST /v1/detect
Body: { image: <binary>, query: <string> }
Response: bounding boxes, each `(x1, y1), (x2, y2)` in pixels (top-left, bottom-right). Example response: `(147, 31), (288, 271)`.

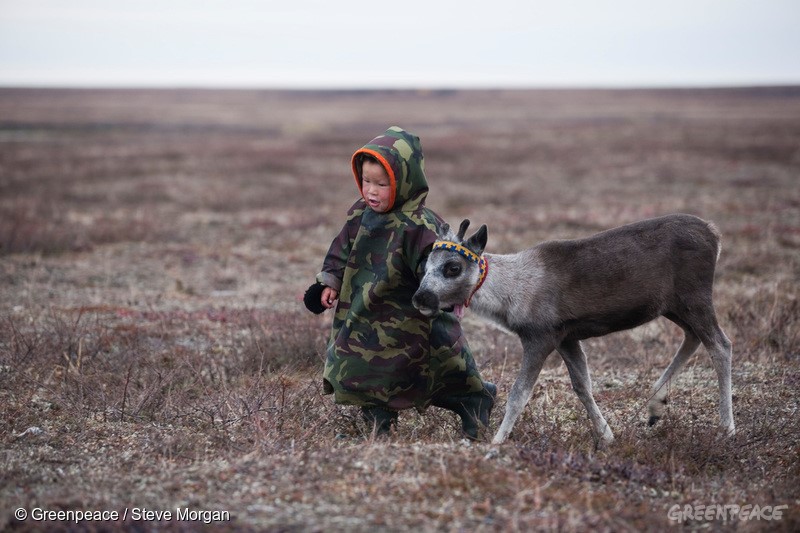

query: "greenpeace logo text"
(668, 503), (788, 523)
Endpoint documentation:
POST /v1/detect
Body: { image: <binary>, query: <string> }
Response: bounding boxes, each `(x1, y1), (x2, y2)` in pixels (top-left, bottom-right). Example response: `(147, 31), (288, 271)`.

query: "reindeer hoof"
(647, 415), (661, 427)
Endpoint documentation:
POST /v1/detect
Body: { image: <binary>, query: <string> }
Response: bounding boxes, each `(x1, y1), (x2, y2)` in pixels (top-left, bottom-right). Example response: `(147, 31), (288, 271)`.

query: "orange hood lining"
(351, 148), (397, 211)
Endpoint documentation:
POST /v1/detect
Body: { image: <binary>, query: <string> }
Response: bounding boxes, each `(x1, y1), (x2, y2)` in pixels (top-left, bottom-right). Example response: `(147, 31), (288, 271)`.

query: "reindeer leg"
(710, 330), (735, 436)
(682, 304), (736, 435)
(492, 337), (554, 444)
(557, 340), (614, 447)
(647, 328), (701, 426)
(691, 312), (735, 435)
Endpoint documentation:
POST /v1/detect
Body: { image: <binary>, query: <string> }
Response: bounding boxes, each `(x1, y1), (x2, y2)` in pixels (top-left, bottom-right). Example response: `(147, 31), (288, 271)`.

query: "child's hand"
(303, 282), (327, 314)
(321, 287), (339, 309)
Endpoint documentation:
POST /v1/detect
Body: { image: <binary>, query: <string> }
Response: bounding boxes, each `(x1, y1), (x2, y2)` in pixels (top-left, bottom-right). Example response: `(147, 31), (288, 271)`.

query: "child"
(304, 126), (495, 439)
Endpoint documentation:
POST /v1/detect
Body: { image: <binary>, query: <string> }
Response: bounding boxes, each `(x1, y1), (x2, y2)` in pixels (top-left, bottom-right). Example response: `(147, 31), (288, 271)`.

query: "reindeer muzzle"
(412, 289), (440, 316)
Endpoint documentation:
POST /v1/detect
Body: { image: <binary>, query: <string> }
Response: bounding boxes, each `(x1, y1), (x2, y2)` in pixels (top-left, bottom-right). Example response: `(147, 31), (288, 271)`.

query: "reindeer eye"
(443, 262), (462, 278)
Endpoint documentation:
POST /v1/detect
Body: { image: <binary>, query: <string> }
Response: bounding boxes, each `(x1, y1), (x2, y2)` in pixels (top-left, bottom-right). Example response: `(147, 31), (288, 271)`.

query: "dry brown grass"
(1, 87), (799, 531)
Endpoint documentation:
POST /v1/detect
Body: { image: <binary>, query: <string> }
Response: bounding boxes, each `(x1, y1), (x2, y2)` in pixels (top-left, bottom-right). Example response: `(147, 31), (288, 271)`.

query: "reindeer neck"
(468, 252), (529, 327)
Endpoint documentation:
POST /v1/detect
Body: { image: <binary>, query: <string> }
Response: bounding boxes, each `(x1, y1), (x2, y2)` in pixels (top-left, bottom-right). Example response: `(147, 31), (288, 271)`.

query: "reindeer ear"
(439, 223), (450, 239)
(456, 219), (471, 240)
(465, 224), (488, 255)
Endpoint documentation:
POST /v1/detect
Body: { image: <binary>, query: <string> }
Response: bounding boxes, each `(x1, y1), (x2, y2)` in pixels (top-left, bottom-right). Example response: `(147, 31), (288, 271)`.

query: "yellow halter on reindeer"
(431, 240), (489, 307)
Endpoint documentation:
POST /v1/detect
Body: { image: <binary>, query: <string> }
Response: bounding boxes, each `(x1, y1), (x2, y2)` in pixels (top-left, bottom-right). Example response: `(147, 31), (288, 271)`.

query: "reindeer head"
(412, 219), (488, 317)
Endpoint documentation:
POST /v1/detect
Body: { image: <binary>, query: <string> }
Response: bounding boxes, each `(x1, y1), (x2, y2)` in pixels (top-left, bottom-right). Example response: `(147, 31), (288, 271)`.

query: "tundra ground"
(1, 88), (799, 531)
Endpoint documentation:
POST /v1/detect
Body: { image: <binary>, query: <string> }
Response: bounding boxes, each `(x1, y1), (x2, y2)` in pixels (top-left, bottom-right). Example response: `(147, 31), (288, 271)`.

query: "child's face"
(361, 160), (392, 212)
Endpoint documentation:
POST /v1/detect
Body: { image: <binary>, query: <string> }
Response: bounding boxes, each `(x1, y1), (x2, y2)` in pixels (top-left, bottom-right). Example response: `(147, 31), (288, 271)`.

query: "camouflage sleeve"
(316, 200), (365, 291)
(403, 212), (441, 280)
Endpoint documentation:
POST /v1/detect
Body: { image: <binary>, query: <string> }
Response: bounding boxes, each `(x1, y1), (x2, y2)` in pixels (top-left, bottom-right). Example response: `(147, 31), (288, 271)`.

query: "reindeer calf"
(412, 214), (734, 446)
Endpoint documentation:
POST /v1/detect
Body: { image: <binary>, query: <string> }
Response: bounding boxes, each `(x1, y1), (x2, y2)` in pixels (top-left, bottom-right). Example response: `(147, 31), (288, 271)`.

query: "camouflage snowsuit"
(316, 127), (486, 410)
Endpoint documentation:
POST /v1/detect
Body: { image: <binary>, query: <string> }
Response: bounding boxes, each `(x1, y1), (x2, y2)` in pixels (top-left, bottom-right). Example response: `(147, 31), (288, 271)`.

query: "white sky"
(1, 0), (799, 88)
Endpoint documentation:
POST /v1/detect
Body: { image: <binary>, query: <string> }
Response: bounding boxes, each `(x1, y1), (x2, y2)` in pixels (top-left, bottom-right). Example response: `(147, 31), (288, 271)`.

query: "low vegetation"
(1, 88), (798, 531)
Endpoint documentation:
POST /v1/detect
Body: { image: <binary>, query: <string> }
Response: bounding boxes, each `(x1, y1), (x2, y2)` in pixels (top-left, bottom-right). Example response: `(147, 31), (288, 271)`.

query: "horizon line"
(2, 81), (800, 92)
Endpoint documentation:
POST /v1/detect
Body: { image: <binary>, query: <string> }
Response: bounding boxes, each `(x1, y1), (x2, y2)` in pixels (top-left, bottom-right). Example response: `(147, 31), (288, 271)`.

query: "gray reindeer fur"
(412, 214), (734, 446)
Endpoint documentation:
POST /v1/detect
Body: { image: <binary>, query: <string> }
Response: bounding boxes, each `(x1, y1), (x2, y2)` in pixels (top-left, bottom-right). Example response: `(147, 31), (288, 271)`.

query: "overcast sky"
(1, 0), (799, 88)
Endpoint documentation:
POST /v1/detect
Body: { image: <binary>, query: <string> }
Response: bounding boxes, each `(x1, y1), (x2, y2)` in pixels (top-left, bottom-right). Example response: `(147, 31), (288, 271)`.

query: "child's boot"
(360, 406), (398, 437)
(433, 382), (497, 440)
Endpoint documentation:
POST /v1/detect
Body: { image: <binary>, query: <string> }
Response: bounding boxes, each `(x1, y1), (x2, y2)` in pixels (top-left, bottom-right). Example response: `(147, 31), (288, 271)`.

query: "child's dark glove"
(303, 282), (327, 314)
